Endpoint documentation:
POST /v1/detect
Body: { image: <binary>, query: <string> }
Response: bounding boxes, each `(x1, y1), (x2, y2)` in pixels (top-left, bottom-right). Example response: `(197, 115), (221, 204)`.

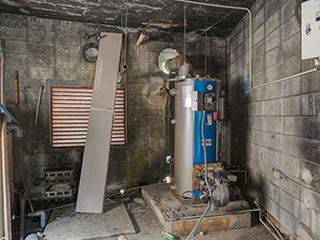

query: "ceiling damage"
(0, 0), (256, 36)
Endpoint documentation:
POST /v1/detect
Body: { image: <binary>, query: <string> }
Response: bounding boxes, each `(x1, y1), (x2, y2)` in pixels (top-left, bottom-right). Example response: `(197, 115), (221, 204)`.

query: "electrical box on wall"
(301, 0), (320, 60)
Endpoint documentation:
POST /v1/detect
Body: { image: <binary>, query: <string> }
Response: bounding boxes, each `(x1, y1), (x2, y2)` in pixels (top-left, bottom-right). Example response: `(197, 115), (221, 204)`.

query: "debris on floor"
(44, 203), (136, 240)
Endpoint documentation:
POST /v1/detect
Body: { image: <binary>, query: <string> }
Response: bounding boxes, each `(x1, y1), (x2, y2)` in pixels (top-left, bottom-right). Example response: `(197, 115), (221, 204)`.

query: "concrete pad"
(142, 185), (252, 236)
(44, 203), (136, 240)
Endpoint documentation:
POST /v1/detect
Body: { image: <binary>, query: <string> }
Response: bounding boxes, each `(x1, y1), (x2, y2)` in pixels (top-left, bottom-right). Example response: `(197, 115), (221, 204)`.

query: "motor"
(198, 168), (239, 207)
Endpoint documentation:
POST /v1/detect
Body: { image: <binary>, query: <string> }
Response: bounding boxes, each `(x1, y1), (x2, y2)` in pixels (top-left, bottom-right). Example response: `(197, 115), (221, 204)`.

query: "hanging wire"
(204, 17), (208, 74)
(200, 9), (236, 36)
(183, 0), (186, 64)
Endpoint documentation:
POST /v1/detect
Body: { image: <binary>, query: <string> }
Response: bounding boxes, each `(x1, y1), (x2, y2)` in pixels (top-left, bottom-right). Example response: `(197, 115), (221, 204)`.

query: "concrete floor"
(101, 196), (275, 240)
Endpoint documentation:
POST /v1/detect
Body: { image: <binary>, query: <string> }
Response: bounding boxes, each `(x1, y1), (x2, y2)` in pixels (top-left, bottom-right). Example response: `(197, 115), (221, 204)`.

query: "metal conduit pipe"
(27, 211), (46, 230)
(201, 111), (213, 208)
(186, 203), (211, 240)
(175, 0), (253, 88)
(251, 66), (320, 90)
(167, 208), (261, 221)
(254, 201), (282, 240)
(19, 195), (26, 240)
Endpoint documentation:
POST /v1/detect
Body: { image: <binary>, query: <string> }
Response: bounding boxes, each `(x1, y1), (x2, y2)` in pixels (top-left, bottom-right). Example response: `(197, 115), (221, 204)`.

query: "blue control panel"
(193, 80), (218, 165)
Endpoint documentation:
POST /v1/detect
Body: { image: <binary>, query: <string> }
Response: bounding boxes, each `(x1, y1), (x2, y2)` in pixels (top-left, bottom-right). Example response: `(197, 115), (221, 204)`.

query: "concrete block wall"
(227, 0), (320, 239)
(0, 13), (227, 198)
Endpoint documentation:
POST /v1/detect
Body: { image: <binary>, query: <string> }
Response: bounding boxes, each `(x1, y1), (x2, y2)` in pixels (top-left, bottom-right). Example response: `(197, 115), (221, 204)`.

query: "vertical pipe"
(0, 39), (12, 240)
(19, 195), (26, 240)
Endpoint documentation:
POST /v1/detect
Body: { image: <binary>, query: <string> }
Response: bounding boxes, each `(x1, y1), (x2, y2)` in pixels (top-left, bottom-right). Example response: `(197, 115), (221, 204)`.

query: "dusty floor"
(103, 196), (275, 240)
(44, 203), (136, 240)
(23, 193), (275, 240)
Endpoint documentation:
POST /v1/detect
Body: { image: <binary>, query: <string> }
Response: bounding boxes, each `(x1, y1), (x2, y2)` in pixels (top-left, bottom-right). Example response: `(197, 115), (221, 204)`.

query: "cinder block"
(128, 83), (150, 96)
(253, 7), (265, 31)
(264, 149), (280, 182)
(265, 132), (280, 151)
(266, 27), (280, 52)
(281, 96), (301, 116)
(0, 14), (27, 28)
(280, 153), (301, 179)
(300, 138), (320, 162)
(280, 208), (298, 235)
(251, 0), (265, 16)
(263, 180), (280, 202)
(264, 116), (280, 133)
(28, 16), (55, 30)
(301, 72), (319, 94)
(281, 16), (299, 41)
(253, 41), (265, 72)
(5, 53), (28, 67)
(30, 67), (54, 80)
(253, 69), (266, 87)
(301, 93), (320, 116)
(6, 40), (28, 54)
(280, 135), (301, 157)
(265, 0), (280, 18)
(280, 117), (302, 136)
(281, 32), (300, 61)
(265, 47), (281, 67)
(253, 25), (265, 46)
(266, 11), (280, 35)
(281, 0), (296, 23)
(281, 77), (301, 97)
(265, 99), (280, 116)
(29, 54), (54, 68)
(264, 196), (280, 220)
(254, 86), (265, 101)
(266, 64), (281, 82)
(55, 68), (81, 81)
(280, 55), (300, 78)
(0, 27), (27, 40)
(28, 29), (55, 43)
(265, 82), (280, 100)
(301, 118), (320, 140)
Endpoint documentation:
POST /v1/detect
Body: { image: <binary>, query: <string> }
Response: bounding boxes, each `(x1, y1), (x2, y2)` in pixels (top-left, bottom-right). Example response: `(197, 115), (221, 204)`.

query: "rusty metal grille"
(51, 86), (126, 147)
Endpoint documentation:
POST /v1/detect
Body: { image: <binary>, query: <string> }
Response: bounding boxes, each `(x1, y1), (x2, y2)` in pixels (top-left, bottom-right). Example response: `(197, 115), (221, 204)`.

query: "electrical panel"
(197, 92), (216, 111)
(301, 0), (320, 60)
